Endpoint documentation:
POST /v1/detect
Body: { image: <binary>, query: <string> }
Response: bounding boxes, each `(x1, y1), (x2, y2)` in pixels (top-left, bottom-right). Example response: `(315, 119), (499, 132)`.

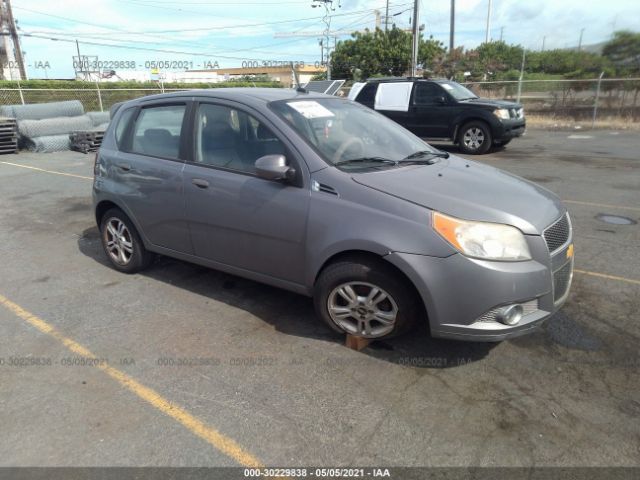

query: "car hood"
(351, 155), (564, 235)
(461, 97), (522, 109)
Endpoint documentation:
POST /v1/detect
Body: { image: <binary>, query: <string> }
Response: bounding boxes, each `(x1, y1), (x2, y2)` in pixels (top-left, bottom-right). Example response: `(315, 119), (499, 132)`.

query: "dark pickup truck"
(348, 77), (526, 154)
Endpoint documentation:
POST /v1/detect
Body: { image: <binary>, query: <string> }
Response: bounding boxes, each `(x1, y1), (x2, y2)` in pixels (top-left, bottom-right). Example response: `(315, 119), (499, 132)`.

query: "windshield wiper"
(398, 150), (449, 163)
(334, 157), (397, 167)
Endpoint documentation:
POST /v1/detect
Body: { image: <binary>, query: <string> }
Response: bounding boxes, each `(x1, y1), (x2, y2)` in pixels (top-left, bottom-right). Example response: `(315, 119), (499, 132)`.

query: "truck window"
(413, 83), (445, 105)
(355, 83), (378, 106)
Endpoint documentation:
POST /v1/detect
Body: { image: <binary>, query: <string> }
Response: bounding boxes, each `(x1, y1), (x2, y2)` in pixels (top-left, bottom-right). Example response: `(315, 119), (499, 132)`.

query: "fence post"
(516, 49), (526, 104)
(592, 71), (604, 129)
(17, 80), (25, 105)
(95, 81), (104, 112)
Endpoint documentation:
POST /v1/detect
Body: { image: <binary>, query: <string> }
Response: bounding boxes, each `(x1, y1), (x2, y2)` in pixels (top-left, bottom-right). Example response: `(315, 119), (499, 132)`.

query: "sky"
(9, 0), (640, 79)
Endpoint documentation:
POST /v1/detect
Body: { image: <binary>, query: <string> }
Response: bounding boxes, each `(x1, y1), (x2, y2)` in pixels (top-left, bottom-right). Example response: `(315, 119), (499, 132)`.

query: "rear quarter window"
(355, 83), (378, 105)
(114, 107), (134, 148)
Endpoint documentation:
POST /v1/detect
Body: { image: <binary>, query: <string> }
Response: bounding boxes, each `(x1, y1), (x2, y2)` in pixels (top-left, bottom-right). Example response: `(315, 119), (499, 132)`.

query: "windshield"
(270, 98), (438, 168)
(440, 81), (478, 100)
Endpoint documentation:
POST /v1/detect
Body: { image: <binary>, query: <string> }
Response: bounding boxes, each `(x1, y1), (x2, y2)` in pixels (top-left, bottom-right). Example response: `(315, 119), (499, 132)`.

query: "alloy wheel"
(327, 282), (399, 338)
(104, 218), (134, 266)
(463, 127), (485, 151)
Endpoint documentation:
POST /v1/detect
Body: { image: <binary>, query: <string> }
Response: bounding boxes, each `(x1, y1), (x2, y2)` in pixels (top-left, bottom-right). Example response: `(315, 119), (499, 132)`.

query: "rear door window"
(130, 104), (186, 159)
(375, 82), (413, 111)
(413, 83), (445, 105)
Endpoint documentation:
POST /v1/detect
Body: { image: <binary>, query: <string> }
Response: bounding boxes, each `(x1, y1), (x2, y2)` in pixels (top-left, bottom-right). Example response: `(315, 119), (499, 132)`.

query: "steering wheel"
(332, 137), (365, 164)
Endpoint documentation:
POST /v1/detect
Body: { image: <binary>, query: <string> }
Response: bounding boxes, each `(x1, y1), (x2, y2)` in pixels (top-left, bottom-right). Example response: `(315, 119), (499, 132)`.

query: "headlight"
(433, 212), (531, 261)
(493, 108), (510, 120)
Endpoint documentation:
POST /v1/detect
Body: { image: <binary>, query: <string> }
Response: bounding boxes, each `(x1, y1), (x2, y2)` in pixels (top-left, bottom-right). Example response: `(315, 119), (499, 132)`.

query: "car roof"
(132, 87), (331, 105)
(365, 77), (450, 84)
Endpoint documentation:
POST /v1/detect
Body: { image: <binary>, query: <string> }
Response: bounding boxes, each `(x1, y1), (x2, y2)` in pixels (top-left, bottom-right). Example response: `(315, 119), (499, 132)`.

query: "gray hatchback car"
(93, 88), (573, 341)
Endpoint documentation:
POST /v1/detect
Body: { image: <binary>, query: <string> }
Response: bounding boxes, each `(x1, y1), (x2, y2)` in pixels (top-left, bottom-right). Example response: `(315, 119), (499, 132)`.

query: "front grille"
(508, 108), (524, 119)
(477, 299), (539, 323)
(553, 260), (573, 303)
(544, 214), (570, 253)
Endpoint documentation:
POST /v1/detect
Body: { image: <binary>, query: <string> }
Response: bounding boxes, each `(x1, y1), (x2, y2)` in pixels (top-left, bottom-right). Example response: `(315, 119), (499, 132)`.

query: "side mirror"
(255, 154), (295, 182)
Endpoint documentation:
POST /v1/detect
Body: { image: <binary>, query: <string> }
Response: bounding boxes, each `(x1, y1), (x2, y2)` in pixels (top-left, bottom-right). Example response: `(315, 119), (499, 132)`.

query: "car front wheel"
(458, 121), (492, 154)
(314, 258), (419, 339)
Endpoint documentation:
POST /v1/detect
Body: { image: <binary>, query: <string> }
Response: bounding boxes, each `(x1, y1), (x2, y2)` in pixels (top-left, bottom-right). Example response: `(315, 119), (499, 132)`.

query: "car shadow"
(77, 226), (496, 369)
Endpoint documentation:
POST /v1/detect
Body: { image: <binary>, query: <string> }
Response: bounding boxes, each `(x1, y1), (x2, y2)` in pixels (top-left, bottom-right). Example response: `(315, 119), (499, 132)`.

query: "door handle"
(191, 178), (210, 189)
(116, 163), (132, 172)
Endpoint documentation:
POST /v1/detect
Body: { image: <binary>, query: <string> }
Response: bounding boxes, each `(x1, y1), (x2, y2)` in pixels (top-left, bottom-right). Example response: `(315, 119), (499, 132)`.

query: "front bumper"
(386, 234), (573, 342)
(495, 118), (526, 141)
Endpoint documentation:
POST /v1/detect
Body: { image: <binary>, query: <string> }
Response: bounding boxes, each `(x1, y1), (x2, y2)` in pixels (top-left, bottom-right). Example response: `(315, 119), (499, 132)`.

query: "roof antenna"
(291, 62), (307, 93)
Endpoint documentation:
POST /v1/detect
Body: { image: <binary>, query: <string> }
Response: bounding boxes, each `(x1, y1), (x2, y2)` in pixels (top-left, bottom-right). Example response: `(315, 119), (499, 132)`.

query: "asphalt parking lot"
(1, 128), (639, 468)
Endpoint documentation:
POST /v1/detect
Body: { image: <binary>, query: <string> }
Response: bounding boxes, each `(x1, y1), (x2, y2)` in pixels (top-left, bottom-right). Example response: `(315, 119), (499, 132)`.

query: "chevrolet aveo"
(93, 88), (573, 341)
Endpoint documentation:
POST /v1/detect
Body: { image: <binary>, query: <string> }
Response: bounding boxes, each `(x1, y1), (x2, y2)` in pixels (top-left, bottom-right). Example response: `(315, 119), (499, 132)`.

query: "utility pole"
(499, 26), (504, 42)
(75, 39), (84, 80)
(484, 0), (492, 43)
(449, 0), (455, 55)
(311, 0), (340, 80)
(410, 0), (420, 77)
(578, 27), (585, 51)
(3, 0), (26, 80)
(516, 48), (526, 103)
(541, 35), (546, 51)
(385, 0), (389, 32)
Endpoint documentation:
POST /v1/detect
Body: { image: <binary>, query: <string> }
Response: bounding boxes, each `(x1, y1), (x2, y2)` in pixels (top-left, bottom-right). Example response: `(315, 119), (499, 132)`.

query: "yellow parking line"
(564, 199), (640, 213)
(574, 269), (640, 286)
(0, 293), (264, 468)
(0, 161), (93, 181)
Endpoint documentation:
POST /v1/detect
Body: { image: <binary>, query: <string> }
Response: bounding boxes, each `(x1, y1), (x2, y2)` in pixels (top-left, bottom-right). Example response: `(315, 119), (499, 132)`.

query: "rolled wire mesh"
(24, 135), (71, 153)
(86, 111), (110, 126)
(8, 100), (85, 121)
(92, 122), (109, 131)
(18, 115), (94, 138)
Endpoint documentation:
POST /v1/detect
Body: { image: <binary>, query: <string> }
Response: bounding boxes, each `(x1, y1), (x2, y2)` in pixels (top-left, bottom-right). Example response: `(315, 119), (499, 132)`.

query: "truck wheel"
(314, 257), (419, 339)
(458, 121), (492, 155)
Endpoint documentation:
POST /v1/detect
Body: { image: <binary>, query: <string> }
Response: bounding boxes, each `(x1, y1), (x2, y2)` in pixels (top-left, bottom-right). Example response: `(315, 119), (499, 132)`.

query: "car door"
(408, 82), (453, 138)
(183, 100), (310, 285)
(117, 101), (192, 253)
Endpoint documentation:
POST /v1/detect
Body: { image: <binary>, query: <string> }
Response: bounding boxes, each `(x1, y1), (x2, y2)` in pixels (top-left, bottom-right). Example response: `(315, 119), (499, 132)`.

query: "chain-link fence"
(0, 87), (192, 113)
(1, 79), (639, 124)
(462, 78), (640, 123)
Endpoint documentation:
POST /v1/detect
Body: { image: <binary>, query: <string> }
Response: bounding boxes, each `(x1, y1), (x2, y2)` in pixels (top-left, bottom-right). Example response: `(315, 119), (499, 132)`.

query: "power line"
(21, 32), (324, 62)
(13, 4), (411, 35)
(23, 12), (326, 54)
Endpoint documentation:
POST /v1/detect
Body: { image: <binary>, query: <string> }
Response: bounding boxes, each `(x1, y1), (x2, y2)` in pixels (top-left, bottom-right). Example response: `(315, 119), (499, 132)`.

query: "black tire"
(99, 208), (153, 273)
(457, 121), (492, 155)
(314, 257), (420, 339)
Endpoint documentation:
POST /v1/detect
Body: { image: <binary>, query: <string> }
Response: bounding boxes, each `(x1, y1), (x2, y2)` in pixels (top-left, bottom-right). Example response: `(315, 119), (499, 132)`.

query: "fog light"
(496, 304), (523, 326)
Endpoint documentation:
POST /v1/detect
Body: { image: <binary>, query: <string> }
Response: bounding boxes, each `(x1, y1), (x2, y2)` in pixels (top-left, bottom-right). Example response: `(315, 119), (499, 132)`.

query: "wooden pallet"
(69, 130), (105, 154)
(0, 117), (18, 154)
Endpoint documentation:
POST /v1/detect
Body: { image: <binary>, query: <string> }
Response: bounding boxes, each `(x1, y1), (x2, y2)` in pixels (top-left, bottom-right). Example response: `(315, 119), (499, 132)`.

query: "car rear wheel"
(314, 258), (419, 339)
(458, 121), (492, 155)
(100, 208), (153, 273)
